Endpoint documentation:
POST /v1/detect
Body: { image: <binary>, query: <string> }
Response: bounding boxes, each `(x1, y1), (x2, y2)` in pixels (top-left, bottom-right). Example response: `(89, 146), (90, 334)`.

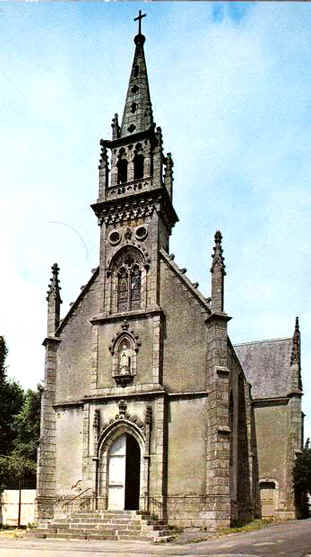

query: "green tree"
(0, 337), (42, 490)
(0, 338), (24, 460)
(11, 386), (42, 486)
(293, 445), (311, 518)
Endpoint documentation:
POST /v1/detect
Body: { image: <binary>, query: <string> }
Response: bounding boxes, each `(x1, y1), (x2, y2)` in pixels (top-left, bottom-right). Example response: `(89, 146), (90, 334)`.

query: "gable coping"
(160, 248), (211, 314)
(56, 266), (99, 335)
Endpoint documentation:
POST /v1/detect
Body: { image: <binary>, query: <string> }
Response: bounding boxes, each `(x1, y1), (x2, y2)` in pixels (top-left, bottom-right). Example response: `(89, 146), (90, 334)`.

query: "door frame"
(259, 478), (279, 517)
(97, 422), (145, 511)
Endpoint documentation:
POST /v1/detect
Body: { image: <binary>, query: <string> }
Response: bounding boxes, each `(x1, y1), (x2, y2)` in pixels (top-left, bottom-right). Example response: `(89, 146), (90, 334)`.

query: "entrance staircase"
(28, 510), (175, 543)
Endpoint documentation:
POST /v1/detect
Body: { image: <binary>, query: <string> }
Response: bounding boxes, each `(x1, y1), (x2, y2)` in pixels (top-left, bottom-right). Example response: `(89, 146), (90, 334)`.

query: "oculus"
(109, 230), (121, 246)
(135, 225), (148, 241)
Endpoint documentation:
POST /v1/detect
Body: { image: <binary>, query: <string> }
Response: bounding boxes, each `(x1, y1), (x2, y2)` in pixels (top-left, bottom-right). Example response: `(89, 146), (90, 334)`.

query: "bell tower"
(91, 12), (178, 316)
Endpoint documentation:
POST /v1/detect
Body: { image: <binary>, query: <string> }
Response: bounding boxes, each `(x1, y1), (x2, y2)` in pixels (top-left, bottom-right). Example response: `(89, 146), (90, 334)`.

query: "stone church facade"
(36, 23), (304, 531)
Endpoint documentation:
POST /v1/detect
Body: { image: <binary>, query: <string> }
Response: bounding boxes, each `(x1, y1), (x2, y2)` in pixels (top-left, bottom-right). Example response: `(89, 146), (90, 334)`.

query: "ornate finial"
(155, 126), (163, 149)
(134, 10), (146, 36)
(46, 263), (62, 303)
(210, 230), (226, 275)
(99, 140), (108, 169)
(210, 231), (226, 313)
(111, 113), (120, 140)
(291, 316), (300, 367)
(164, 153), (174, 198)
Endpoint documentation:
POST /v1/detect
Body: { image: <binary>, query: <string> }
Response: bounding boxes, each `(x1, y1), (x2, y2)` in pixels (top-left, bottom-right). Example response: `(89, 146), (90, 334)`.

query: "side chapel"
(36, 16), (304, 531)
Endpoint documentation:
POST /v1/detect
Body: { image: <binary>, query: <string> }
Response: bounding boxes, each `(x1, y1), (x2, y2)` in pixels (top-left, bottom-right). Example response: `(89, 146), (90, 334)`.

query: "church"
(36, 15), (304, 533)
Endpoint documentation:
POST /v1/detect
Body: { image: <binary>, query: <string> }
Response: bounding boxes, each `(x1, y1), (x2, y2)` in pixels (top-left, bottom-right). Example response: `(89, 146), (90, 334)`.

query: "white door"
(108, 434), (126, 510)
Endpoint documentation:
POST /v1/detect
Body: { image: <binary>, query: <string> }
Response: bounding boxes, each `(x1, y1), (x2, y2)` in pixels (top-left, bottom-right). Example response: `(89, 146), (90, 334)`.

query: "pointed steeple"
(46, 263), (62, 336)
(120, 12), (153, 138)
(210, 231), (226, 313)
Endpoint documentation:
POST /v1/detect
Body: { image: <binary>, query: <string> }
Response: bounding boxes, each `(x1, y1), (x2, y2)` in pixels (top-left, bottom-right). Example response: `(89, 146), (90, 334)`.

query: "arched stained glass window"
(130, 265), (141, 310)
(118, 268), (129, 312)
(115, 248), (143, 313)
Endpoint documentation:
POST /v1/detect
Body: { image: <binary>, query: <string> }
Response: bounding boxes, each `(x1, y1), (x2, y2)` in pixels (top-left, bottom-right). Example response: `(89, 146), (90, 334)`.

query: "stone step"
(51, 521), (143, 530)
(29, 509), (171, 542)
(71, 511), (136, 518)
(28, 526), (172, 542)
(153, 535), (176, 544)
(55, 517), (138, 524)
(28, 529), (116, 540)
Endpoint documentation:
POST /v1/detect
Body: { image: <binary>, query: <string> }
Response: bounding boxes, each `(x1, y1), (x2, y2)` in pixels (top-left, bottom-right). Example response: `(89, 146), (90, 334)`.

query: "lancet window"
(117, 158), (128, 184)
(113, 248), (144, 313)
(134, 153), (144, 180)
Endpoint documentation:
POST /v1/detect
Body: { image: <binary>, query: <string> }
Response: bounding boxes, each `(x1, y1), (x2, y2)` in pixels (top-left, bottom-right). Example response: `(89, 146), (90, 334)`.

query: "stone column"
(205, 312), (231, 530)
(36, 337), (60, 522)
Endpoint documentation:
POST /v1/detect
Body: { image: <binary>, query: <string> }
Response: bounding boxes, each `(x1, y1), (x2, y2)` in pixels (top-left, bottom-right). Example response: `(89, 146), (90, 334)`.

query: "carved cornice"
(101, 198), (155, 225)
(91, 188), (178, 229)
(90, 307), (164, 325)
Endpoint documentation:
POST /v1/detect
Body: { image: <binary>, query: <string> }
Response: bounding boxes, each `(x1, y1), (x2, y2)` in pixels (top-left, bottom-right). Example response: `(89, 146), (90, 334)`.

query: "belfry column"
(205, 231), (232, 529)
(36, 264), (62, 522)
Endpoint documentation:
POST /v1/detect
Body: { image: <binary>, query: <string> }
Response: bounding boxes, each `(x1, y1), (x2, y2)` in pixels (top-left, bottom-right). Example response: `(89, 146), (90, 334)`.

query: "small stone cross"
(134, 10), (146, 35)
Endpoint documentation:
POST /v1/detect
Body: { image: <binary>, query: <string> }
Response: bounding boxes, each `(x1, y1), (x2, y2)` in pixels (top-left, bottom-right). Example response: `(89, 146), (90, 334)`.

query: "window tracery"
(114, 248), (144, 313)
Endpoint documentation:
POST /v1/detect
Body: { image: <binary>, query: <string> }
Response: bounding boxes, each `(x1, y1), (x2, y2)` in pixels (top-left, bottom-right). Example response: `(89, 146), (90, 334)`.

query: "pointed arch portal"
(107, 433), (141, 510)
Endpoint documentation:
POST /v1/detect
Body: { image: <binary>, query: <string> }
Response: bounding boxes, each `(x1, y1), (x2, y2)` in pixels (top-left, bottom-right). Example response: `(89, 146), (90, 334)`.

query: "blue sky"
(0, 1), (310, 440)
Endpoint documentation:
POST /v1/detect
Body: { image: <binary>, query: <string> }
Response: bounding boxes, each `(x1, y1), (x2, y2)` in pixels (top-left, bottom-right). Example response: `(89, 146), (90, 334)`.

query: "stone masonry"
(36, 15), (304, 531)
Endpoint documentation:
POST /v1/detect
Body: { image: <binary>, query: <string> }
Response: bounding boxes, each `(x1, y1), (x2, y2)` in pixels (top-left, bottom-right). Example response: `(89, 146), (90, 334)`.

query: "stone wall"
(1, 490), (36, 527)
(160, 258), (208, 392)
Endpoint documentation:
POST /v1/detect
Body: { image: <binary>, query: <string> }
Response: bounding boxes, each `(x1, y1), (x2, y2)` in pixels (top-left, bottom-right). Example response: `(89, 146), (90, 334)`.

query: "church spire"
(120, 11), (153, 138)
(210, 230), (226, 313)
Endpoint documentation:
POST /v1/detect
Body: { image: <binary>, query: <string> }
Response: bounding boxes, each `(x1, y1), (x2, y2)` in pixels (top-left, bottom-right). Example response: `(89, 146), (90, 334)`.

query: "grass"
(0, 526), (26, 539)
(217, 518), (276, 535)
(171, 517), (290, 544)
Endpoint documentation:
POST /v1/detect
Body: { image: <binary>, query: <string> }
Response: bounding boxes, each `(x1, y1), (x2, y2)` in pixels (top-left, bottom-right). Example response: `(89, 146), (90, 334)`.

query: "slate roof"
(234, 337), (292, 399)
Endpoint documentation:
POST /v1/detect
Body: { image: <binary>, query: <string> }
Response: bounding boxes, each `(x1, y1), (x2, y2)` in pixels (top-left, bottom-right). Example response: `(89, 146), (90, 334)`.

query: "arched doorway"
(107, 433), (140, 510)
(259, 480), (277, 517)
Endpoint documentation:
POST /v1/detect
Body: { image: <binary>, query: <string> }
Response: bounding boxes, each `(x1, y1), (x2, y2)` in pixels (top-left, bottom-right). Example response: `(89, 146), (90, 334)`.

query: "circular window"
(135, 225), (148, 241)
(109, 230), (121, 246)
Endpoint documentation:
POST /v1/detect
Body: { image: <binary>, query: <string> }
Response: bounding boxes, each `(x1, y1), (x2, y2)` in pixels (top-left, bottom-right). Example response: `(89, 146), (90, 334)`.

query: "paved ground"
(0, 518), (310, 556)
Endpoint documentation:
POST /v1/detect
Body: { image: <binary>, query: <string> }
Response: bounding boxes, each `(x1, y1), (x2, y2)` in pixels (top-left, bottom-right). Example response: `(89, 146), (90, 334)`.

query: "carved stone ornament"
(107, 244), (151, 274)
(109, 321), (141, 387)
(98, 197), (155, 225)
(124, 227), (132, 240)
(98, 401), (145, 444)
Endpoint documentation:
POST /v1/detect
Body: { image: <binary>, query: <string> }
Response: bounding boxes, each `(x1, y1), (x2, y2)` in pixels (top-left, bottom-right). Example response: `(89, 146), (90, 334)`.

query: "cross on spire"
(134, 10), (146, 35)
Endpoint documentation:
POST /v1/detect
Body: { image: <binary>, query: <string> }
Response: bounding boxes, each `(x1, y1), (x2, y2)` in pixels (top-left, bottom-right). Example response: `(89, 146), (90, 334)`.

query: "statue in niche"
(118, 340), (132, 376)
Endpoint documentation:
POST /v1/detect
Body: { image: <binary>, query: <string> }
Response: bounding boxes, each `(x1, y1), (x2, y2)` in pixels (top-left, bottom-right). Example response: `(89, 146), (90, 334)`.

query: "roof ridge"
(234, 336), (291, 347)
